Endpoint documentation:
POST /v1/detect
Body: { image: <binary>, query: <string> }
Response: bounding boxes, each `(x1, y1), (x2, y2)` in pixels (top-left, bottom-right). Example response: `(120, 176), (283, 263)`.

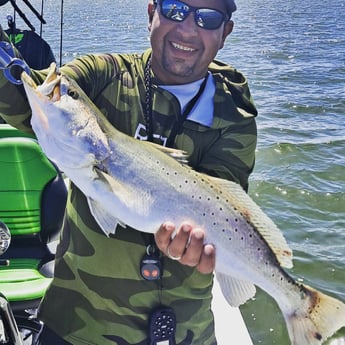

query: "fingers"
(179, 227), (204, 266)
(197, 244), (216, 274)
(155, 221), (177, 254)
(154, 222), (215, 275)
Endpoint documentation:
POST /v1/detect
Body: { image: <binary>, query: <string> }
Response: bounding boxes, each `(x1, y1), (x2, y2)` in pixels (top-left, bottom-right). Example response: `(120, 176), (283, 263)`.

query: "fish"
(21, 63), (345, 345)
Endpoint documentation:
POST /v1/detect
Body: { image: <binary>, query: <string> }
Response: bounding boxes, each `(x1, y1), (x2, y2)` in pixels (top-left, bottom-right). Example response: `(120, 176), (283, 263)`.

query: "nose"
(175, 11), (198, 37)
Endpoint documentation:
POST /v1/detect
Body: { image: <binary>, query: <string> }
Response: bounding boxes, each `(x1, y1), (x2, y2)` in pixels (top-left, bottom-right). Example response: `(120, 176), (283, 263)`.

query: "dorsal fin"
(144, 141), (189, 164)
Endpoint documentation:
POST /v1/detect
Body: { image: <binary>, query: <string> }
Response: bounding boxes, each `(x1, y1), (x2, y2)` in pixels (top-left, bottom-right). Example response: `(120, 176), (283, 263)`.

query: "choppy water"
(1, 0), (344, 343)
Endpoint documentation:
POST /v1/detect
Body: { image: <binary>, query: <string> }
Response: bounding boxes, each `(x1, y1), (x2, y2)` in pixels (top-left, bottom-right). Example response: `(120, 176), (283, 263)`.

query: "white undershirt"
(159, 72), (215, 127)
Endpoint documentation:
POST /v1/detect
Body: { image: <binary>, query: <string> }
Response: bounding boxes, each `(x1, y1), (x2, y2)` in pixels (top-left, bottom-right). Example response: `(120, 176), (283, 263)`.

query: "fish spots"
(220, 227), (232, 241)
(314, 333), (322, 341)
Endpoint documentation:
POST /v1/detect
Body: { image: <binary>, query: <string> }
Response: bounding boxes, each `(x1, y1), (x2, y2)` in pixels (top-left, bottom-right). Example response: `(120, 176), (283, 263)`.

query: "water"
(1, 0), (344, 343)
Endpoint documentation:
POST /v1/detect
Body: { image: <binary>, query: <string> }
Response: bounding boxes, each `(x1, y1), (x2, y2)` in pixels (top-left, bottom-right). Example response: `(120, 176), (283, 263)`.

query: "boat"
(1, 2), (342, 345)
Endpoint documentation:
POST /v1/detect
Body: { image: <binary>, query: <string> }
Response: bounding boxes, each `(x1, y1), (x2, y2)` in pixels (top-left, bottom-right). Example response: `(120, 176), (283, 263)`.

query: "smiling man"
(149, 0), (234, 83)
(0, 0), (258, 344)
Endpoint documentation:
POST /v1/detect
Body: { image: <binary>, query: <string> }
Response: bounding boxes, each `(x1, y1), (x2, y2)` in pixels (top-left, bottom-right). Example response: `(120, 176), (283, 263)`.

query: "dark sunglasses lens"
(161, 0), (188, 22)
(196, 9), (225, 29)
(160, 0), (226, 30)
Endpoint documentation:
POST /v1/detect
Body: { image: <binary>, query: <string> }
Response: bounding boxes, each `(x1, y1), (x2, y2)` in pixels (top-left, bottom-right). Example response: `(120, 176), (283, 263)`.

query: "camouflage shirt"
(0, 41), (257, 344)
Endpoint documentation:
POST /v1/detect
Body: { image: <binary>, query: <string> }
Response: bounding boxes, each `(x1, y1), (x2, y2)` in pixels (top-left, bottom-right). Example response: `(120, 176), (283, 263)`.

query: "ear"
(147, 3), (155, 31)
(220, 20), (234, 49)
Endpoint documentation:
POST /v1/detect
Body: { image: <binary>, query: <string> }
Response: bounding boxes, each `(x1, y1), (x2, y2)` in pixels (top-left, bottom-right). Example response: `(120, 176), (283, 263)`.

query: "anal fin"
(216, 272), (256, 307)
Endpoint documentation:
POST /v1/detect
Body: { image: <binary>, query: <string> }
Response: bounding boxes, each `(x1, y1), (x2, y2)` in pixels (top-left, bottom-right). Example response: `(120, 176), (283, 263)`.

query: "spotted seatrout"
(21, 64), (345, 345)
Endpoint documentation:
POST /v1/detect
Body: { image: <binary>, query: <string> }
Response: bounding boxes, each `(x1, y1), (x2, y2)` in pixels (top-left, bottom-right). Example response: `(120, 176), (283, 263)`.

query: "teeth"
(172, 42), (195, 52)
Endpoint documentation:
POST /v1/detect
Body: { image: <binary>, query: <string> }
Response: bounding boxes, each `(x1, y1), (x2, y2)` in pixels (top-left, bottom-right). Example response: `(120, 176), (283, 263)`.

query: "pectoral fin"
(87, 197), (126, 237)
(216, 272), (256, 307)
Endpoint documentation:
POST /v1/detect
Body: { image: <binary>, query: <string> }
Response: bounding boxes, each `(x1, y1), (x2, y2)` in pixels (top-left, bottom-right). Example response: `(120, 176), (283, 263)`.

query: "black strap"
(144, 56), (209, 146)
(144, 58), (154, 142)
(166, 74), (208, 147)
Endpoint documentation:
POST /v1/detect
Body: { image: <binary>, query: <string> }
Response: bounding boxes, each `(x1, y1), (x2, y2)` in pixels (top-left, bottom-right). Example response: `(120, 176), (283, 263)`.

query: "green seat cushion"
(0, 258), (52, 302)
(0, 135), (57, 236)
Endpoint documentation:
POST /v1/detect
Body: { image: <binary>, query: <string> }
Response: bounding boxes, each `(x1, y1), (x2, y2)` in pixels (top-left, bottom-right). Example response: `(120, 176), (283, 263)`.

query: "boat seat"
(5, 26), (56, 70)
(0, 124), (67, 310)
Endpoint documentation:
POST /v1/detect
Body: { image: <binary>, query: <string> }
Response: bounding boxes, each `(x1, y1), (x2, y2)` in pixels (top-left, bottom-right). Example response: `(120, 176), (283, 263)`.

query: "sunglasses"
(157, 0), (230, 30)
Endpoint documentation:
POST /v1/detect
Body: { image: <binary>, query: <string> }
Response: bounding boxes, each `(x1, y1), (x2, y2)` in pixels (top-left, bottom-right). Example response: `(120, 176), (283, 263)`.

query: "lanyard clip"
(0, 41), (30, 85)
(140, 244), (162, 281)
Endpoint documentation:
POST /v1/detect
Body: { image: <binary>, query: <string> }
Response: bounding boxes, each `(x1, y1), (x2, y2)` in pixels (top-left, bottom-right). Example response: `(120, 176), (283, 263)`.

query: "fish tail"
(284, 284), (345, 345)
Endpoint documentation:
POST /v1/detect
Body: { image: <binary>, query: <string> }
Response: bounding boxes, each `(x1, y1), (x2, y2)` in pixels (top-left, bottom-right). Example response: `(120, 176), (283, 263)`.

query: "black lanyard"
(144, 57), (208, 147)
(165, 74), (208, 147)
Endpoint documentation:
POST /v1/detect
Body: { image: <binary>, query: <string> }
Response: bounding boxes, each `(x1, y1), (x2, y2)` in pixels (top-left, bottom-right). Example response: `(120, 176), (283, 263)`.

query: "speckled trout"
(21, 64), (345, 345)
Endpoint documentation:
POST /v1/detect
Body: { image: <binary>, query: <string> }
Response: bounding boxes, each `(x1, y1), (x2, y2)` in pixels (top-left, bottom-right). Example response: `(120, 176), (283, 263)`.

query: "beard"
(161, 49), (197, 79)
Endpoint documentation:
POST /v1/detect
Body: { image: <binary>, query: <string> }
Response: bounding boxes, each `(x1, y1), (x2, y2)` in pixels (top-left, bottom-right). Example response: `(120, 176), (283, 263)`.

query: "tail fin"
(284, 285), (345, 345)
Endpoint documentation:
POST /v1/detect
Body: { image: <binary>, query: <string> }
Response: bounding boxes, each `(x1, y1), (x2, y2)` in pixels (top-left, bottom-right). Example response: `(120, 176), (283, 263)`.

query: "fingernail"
(182, 224), (191, 232)
(193, 229), (204, 240)
(204, 244), (214, 256)
(164, 222), (175, 232)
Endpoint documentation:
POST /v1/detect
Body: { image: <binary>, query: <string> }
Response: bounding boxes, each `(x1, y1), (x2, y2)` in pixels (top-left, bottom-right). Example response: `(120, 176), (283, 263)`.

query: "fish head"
(21, 63), (110, 169)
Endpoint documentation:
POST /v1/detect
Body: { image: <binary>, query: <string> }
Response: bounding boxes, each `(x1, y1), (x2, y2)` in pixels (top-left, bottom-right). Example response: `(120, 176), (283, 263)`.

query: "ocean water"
(1, 0), (344, 344)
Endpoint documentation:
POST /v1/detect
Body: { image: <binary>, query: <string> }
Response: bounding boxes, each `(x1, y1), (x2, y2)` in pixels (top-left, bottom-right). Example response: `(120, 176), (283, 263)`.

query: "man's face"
(148, 0), (233, 84)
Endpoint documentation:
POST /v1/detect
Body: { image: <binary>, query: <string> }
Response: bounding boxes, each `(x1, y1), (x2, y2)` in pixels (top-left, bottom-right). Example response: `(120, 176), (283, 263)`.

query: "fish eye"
(68, 88), (79, 100)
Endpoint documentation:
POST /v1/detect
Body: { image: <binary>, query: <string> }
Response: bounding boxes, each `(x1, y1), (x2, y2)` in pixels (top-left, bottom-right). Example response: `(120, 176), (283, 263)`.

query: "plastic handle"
(0, 41), (30, 85)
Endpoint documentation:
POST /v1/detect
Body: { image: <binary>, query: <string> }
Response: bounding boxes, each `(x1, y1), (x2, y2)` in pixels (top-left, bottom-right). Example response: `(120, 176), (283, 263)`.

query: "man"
(0, 0), (257, 343)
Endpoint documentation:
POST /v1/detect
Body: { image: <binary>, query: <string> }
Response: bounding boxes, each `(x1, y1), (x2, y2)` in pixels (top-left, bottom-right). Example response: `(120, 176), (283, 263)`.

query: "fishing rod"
(39, 0), (43, 37)
(6, 0), (47, 32)
(21, 0), (46, 24)
(9, 0), (35, 31)
(59, 0), (64, 66)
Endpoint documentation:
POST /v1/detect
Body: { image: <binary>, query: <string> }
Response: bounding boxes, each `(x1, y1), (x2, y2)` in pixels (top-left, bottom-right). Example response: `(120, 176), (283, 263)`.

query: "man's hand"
(154, 222), (215, 274)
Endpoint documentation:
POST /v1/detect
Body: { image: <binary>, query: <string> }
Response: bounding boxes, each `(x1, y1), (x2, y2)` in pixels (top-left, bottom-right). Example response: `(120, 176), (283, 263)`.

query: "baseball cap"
(226, 0), (237, 15)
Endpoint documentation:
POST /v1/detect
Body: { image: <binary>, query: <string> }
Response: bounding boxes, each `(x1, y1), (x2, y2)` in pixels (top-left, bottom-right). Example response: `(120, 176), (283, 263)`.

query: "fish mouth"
(21, 63), (62, 102)
(21, 70), (38, 91)
(21, 63), (63, 130)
